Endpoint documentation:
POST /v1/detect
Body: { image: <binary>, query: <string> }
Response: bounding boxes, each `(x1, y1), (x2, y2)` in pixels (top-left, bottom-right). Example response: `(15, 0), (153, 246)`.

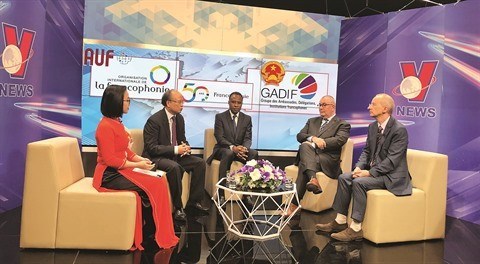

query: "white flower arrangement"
(229, 159), (287, 190)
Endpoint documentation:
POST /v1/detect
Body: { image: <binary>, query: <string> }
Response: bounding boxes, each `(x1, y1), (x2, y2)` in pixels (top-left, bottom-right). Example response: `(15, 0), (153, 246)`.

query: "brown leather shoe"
(331, 227), (363, 242)
(315, 220), (348, 232)
(306, 177), (322, 194)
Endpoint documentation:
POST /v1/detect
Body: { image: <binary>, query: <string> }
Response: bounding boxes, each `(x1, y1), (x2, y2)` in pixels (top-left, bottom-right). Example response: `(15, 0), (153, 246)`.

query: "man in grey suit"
(287, 95), (351, 216)
(206, 92), (258, 201)
(316, 93), (412, 241)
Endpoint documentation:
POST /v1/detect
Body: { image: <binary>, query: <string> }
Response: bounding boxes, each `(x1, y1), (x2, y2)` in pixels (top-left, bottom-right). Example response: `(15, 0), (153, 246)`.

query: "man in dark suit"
(287, 95), (351, 216)
(316, 93), (412, 242)
(143, 90), (208, 222)
(206, 92), (258, 201)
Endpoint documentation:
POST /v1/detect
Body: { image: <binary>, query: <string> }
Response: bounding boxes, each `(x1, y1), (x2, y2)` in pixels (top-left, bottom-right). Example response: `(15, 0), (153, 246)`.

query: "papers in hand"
(133, 168), (165, 177)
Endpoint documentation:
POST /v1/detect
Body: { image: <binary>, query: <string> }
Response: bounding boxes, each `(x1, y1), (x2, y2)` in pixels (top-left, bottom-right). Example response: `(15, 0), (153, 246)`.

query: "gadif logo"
(394, 60), (438, 103)
(181, 83), (209, 102)
(1, 22), (36, 79)
(291, 73), (317, 99)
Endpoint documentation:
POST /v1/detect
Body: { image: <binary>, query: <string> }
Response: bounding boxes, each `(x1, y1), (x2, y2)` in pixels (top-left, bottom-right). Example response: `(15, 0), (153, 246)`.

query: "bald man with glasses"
(287, 95), (351, 216)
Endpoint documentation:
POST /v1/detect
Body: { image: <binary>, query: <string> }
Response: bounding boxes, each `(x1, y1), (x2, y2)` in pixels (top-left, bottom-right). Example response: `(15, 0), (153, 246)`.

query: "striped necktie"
(319, 118), (329, 131)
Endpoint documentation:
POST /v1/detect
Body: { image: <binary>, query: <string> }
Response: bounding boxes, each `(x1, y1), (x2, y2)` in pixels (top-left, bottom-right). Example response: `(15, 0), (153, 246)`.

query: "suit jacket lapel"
(382, 117), (395, 138)
(225, 111), (236, 140)
(376, 117), (394, 153)
(161, 109), (172, 145)
(317, 116), (336, 137)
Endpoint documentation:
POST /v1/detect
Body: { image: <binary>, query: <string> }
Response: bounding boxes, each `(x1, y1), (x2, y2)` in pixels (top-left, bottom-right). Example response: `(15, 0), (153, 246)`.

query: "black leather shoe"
(306, 178), (323, 194)
(189, 202), (210, 214)
(173, 208), (187, 222)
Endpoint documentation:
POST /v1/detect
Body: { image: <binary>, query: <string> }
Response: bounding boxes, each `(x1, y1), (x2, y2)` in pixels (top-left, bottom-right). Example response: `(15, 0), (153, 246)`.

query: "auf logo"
(1, 22), (36, 79)
(181, 83), (209, 102)
(291, 73), (317, 99)
(395, 60), (438, 103)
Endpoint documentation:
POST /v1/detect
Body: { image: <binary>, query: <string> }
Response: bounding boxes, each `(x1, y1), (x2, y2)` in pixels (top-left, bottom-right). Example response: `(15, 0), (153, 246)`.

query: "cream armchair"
(284, 138), (354, 212)
(203, 128), (244, 197)
(361, 149), (448, 244)
(20, 137), (136, 250)
(130, 129), (190, 208)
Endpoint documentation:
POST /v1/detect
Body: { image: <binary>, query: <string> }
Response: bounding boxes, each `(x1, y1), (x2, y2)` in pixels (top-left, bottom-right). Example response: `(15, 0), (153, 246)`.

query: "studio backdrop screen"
(81, 42), (338, 151)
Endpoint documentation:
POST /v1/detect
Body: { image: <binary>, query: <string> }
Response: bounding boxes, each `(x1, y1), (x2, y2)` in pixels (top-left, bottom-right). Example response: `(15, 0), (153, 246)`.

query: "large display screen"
(82, 41), (338, 150)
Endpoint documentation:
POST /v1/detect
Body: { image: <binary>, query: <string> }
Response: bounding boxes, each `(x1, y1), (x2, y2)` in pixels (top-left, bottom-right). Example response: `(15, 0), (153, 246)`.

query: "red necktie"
(171, 116), (177, 146)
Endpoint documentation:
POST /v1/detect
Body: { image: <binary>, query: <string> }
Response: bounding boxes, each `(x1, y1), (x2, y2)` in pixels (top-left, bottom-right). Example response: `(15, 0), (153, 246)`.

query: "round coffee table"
(212, 178), (301, 241)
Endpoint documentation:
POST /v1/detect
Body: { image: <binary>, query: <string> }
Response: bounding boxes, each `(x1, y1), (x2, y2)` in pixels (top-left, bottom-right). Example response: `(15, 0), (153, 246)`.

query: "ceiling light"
(423, 0), (444, 6)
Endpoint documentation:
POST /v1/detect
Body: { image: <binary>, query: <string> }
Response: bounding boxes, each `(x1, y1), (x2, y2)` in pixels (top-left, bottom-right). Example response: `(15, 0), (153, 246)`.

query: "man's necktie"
(171, 116), (177, 146)
(319, 118), (329, 132)
(232, 114), (237, 136)
(371, 125), (383, 166)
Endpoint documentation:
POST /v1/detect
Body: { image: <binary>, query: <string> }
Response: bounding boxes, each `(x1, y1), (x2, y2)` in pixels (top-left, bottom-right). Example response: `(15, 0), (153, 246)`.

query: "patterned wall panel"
(84, 0), (341, 60)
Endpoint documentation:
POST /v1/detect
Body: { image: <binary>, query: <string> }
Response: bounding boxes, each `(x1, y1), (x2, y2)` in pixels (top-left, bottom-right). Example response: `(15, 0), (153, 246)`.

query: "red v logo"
(399, 60), (438, 103)
(2, 22), (36, 79)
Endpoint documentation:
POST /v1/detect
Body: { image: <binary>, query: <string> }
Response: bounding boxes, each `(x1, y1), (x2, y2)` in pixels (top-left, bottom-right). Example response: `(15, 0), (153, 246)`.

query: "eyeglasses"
(123, 99), (131, 103)
(169, 99), (184, 105)
(318, 103), (333, 107)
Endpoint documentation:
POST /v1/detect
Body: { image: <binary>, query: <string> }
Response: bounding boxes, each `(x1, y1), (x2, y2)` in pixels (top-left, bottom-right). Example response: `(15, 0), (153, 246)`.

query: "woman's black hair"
(100, 84), (127, 118)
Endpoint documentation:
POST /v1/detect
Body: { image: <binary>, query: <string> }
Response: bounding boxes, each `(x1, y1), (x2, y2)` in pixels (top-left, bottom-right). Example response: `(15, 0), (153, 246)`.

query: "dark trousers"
(293, 143), (321, 205)
(332, 172), (386, 222)
(213, 148), (258, 196)
(214, 148), (259, 181)
(155, 155), (206, 210)
(101, 167), (155, 237)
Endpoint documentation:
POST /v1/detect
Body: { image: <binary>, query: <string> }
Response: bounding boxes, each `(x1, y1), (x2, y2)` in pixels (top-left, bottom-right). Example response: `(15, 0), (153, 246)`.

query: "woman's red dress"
(92, 117), (178, 250)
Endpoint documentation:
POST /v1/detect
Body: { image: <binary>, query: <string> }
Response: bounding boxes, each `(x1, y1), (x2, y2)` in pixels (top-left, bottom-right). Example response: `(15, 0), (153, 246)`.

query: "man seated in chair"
(206, 91), (258, 204)
(315, 93), (412, 241)
(287, 95), (351, 216)
(143, 90), (209, 222)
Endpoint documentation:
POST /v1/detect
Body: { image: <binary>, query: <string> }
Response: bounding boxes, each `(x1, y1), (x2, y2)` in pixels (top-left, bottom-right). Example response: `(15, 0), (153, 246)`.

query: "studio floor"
(1, 199), (480, 264)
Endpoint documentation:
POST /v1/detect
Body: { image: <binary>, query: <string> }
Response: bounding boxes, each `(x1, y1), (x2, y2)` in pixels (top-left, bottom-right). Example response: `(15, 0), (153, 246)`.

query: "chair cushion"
(363, 188), (426, 244)
(285, 165), (337, 212)
(56, 178), (136, 250)
(206, 159), (243, 200)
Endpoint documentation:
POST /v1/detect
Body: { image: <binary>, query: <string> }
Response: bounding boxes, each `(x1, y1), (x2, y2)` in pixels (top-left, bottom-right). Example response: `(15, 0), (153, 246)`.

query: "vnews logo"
(1, 22), (36, 79)
(395, 60), (439, 118)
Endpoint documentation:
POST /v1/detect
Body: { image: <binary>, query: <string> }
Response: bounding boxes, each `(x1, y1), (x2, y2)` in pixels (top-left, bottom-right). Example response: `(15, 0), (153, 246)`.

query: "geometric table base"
(212, 179), (301, 241)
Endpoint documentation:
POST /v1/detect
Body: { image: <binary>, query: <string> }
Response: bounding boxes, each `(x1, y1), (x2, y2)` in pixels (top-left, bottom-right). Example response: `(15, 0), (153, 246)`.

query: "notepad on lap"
(133, 168), (165, 177)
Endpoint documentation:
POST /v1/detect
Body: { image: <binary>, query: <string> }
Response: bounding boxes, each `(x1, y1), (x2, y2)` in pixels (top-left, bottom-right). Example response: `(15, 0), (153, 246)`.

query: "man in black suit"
(316, 93), (412, 242)
(206, 92), (258, 201)
(143, 90), (208, 221)
(287, 95), (351, 216)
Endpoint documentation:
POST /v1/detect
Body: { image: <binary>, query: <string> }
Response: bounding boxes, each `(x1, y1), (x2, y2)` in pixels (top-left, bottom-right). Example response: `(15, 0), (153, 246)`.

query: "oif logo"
(1, 22), (36, 79)
(150, 65), (171, 85)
